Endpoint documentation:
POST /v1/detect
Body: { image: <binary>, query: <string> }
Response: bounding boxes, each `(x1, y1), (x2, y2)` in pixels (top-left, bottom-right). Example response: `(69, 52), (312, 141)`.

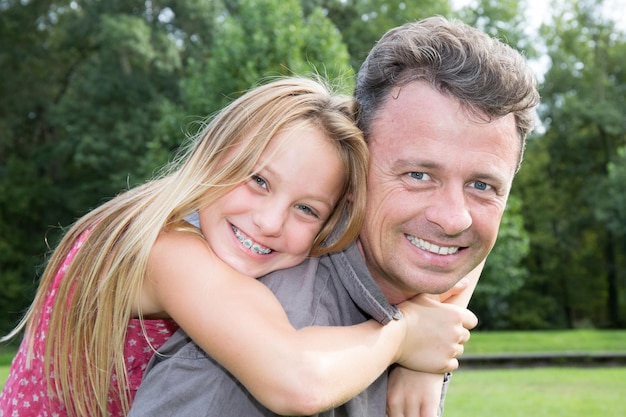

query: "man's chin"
(406, 274), (463, 296)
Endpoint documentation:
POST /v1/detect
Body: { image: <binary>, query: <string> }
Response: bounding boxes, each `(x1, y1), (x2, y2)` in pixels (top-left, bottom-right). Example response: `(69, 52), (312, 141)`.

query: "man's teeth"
(232, 226), (272, 254)
(407, 235), (459, 255)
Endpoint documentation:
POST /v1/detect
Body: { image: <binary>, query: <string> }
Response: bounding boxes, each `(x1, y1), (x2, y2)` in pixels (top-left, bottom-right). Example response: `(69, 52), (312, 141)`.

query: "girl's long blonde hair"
(4, 76), (368, 416)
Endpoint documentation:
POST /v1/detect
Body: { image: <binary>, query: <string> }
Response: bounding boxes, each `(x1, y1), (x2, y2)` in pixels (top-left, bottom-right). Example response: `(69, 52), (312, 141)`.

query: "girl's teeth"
(232, 226), (272, 254)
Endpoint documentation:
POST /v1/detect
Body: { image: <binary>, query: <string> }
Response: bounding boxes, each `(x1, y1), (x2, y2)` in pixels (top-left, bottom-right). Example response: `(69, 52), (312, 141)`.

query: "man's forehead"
(368, 85), (520, 178)
(375, 83), (518, 138)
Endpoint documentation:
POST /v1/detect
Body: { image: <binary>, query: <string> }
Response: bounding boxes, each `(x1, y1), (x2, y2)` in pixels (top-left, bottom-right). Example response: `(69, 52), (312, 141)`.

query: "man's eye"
(409, 172), (429, 180)
(472, 181), (491, 191)
(251, 174), (268, 189)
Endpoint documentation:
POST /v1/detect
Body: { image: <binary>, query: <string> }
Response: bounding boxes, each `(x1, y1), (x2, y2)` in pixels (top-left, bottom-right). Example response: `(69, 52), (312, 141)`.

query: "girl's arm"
(142, 230), (476, 416)
(385, 261), (483, 417)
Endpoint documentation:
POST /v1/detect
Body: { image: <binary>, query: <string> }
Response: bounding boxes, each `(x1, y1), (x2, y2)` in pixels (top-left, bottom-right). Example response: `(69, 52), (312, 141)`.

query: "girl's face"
(199, 124), (345, 278)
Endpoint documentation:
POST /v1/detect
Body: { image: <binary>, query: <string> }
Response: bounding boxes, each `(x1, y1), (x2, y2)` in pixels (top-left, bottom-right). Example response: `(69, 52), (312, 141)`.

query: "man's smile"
(405, 235), (460, 255)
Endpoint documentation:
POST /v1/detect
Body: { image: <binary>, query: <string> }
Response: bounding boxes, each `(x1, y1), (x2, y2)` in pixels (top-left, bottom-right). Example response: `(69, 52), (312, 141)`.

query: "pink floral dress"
(0, 229), (179, 416)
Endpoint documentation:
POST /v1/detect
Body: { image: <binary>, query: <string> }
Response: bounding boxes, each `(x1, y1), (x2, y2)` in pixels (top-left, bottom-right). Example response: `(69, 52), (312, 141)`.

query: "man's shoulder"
(259, 248), (364, 328)
(259, 243), (399, 327)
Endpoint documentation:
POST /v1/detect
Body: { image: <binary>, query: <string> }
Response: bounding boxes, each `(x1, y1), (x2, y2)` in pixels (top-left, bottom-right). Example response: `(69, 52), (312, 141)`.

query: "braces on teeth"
(233, 227), (272, 254)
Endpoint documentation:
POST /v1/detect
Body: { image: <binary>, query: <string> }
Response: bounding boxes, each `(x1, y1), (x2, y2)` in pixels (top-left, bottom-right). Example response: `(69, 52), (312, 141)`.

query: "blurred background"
(1, 0), (625, 335)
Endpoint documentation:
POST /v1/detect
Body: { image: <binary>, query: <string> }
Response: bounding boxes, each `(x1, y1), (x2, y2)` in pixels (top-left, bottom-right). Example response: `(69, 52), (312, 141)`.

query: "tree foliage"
(513, 0), (626, 328)
(471, 196), (531, 329)
(306, 0), (453, 69)
(1, 0), (625, 333)
(0, 0), (352, 334)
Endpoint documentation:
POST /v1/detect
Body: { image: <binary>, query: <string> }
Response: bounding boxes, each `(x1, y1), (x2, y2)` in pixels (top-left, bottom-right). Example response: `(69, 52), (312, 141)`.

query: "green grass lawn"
(444, 330), (626, 417)
(1, 349), (13, 390)
(463, 329), (626, 354)
(446, 367), (626, 417)
(0, 367), (8, 390)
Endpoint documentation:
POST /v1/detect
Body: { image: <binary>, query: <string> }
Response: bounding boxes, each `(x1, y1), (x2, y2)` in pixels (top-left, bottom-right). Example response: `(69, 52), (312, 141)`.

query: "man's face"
(358, 81), (520, 304)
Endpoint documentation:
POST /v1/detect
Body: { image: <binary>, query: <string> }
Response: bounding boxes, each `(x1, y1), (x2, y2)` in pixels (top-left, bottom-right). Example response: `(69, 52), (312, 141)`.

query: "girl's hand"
(387, 262), (484, 416)
(386, 367), (445, 417)
(394, 294), (477, 373)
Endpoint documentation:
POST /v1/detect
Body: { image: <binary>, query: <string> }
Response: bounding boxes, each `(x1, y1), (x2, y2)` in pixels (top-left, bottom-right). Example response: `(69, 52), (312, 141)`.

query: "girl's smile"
(231, 224), (273, 255)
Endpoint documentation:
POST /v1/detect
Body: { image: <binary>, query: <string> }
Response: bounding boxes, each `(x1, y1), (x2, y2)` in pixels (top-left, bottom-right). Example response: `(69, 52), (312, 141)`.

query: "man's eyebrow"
(393, 158), (440, 170)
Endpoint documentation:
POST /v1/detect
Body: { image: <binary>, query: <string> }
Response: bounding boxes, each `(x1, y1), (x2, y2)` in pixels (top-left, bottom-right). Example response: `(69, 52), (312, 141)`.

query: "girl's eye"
(251, 174), (268, 190)
(296, 204), (319, 219)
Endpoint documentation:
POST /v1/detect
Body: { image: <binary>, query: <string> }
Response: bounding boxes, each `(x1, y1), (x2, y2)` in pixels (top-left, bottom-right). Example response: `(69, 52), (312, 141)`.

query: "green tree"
(302, 0), (453, 70)
(516, 0), (626, 328)
(593, 147), (626, 323)
(512, 134), (580, 329)
(595, 147), (626, 237)
(0, 0), (91, 334)
(470, 196), (531, 329)
(146, 0), (354, 164)
(0, 0), (354, 333)
(457, 0), (539, 57)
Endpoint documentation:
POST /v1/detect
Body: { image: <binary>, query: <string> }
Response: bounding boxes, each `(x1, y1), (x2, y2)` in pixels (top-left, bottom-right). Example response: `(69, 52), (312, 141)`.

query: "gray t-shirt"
(129, 243), (449, 416)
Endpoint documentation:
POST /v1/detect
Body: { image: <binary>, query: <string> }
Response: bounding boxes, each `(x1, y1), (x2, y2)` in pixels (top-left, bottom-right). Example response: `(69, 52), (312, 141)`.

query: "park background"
(1, 0), (626, 415)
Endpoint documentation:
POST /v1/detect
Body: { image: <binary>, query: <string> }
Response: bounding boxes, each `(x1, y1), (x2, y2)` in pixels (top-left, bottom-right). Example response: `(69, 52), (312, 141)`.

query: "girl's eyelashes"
(250, 174), (268, 190)
(295, 204), (320, 219)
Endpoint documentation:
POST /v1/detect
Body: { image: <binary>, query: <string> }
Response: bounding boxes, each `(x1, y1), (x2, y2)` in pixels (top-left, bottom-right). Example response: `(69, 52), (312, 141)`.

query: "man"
(129, 16), (539, 417)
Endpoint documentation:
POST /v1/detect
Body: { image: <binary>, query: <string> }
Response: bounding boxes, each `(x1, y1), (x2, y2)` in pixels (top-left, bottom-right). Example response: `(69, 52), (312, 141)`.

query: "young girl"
(0, 77), (465, 417)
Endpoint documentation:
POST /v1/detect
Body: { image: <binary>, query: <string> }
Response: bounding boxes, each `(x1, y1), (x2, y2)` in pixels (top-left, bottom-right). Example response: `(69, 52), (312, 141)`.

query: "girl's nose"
(252, 202), (287, 237)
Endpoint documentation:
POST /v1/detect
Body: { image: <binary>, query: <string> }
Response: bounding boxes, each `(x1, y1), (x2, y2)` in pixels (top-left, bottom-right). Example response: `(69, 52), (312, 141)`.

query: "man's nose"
(424, 187), (472, 236)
